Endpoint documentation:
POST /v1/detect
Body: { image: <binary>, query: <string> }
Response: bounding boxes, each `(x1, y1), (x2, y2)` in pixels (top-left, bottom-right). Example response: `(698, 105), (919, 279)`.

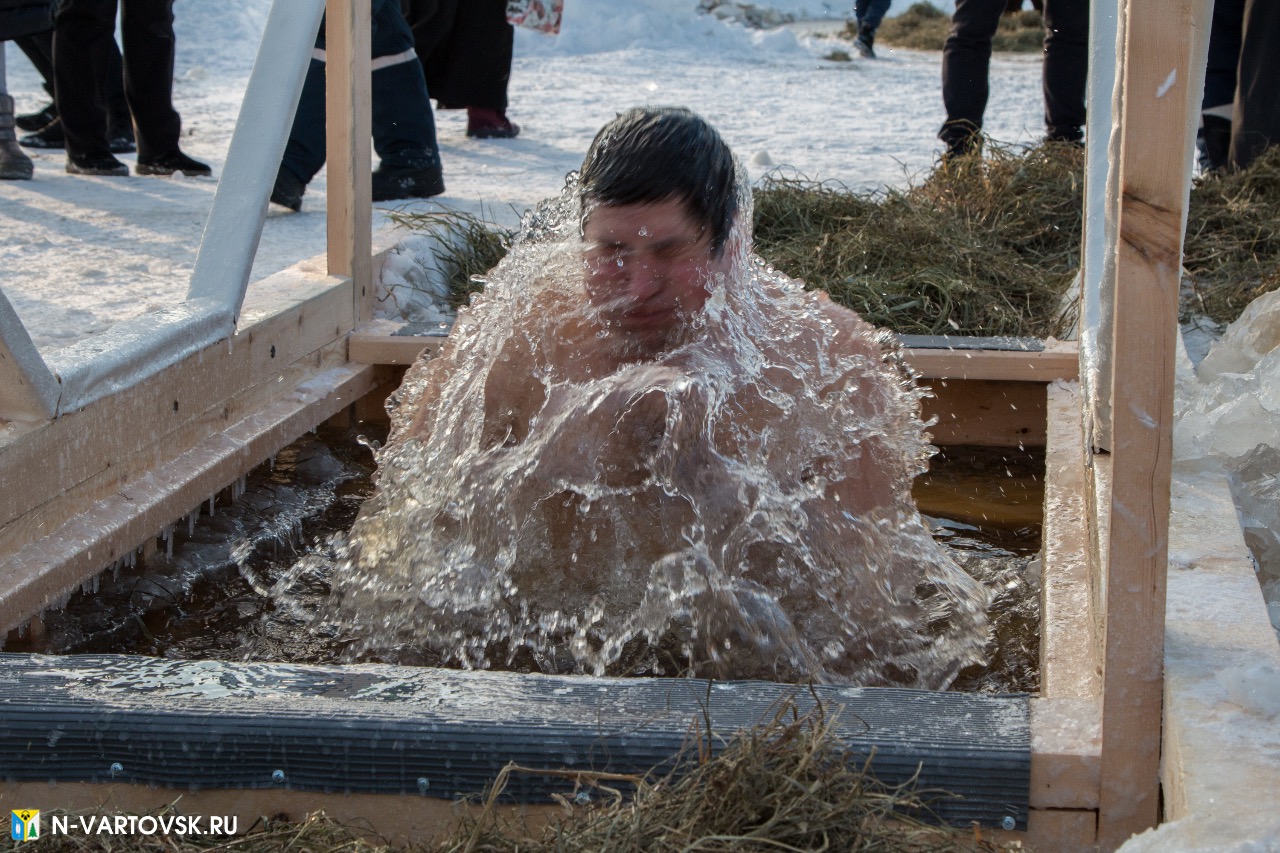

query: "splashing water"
(323, 177), (991, 687)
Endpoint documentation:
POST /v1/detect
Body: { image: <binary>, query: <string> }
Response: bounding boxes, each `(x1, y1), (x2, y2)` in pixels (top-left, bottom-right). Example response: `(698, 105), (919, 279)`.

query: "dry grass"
(753, 141), (1085, 337)
(389, 141), (1280, 337)
(857, 3), (1045, 53)
(1182, 145), (1280, 326)
(386, 208), (516, 309)
(10, 707), (1017, 853)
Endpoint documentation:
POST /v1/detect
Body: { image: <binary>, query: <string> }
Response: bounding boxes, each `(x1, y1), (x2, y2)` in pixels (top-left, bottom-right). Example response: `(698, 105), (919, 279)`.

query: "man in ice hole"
(371, 107), (986, 684)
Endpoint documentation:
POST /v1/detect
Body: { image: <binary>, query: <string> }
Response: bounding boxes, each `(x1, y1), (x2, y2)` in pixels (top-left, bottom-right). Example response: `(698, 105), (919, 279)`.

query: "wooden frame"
(8, 0), (1278, 849)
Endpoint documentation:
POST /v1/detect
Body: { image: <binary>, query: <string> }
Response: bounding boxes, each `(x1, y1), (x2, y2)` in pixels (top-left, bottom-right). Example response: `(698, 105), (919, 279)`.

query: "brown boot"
(0, 94), (35, 180)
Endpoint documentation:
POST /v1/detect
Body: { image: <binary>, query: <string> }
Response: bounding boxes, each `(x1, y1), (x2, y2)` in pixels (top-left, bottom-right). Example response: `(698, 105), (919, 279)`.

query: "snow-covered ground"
(0, 0), (1041, 353)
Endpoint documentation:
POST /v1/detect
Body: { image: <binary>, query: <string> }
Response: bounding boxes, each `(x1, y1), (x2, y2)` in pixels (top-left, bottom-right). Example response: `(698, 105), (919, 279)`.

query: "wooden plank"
(922, 379), (1047, 448)
(325, 0), (372, 324)
(906, 340), (1078, 382)
(1040, 381), (1100, 700)
(348, 331), (445, 365)
(344, 330), (1077, 383)
(0, 271), (354, 531)
(1095, 0), (1207, 844)
(1029, 697), (1101, 811)
(0, 335), (353, 564)
(0, 358), (378, 633)
(1023, 809), (1098, 852)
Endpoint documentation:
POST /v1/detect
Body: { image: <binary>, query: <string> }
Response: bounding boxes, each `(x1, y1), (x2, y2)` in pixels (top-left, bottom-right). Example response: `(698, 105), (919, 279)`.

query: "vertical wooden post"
(325, 0), (373, 326)
(1095, 0), (1209, 846)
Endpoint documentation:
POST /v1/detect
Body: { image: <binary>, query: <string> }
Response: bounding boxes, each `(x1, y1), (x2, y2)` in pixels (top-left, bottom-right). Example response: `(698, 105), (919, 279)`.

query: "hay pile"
(755, 141), (1085, 337)
(1183, 145), (1280, 326)
(17, 709), (1013, 853)
(849, 3), (1045, 53)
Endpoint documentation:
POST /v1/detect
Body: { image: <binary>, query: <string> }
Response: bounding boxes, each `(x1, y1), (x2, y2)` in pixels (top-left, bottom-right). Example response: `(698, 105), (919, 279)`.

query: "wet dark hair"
(579, 107), (738, 256)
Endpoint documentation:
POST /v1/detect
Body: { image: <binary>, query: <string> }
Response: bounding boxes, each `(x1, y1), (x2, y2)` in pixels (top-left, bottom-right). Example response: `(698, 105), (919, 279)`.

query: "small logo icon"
(11, 810), (39, 841)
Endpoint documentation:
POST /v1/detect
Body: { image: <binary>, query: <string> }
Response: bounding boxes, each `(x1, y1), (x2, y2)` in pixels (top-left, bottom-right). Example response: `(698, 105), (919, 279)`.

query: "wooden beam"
(1040, 382), (1101, 700)
(0, 357), (378, 633)
(325, 0), (372, 324)
(0, 271), (355, 536)
(0, 265), (362, 633)
(1095, 0), (1208, 845)
(906, 340), (1078, 382)
(922, 379), (1048, 448)
(1030, 697), (1101, 811)
(346, 327), (1078, 383)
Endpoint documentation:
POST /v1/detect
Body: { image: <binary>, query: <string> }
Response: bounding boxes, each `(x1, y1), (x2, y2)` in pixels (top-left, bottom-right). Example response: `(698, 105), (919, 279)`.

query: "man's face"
(582, 198), (727, 350)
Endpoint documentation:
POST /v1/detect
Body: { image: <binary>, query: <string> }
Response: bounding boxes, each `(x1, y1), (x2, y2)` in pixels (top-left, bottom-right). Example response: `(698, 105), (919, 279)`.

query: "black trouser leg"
(940, 0), (1003, 151)
(1230, 0), (1280, 170)
(1041, 0), (1088, 142)
(119, 0), (180, 160)
(15, 30), (56, 99)
(54, 0), (118, 159)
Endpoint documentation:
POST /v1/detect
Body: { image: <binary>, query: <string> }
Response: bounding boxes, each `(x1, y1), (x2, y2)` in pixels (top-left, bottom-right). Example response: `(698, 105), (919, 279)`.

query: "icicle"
(187, 511), (197, 537)
(163, 524), (175, 559)
(208, 495), (216, 516)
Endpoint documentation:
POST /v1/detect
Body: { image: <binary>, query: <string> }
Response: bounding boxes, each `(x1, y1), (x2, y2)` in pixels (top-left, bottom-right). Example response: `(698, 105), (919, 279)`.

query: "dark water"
(4, 425), (1043, 693)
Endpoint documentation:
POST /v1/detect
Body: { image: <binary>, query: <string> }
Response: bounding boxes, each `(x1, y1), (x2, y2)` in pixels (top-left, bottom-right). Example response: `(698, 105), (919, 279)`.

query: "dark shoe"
(108, 121), (136, 154)
(18, 117), (65, 149)
(22, 117), (136, 153)
(1197, 115), (1231, 175)
(854, 25), (875, 58)
(136, 151), (212, 177)
(0, 144), (34, 180)
(466, 107), (520, 139)
(66, 152), (130, 176)
(270, 167), (306, 211)
(371, 163), (445, 201)
(1, 94), (34, 180)
(16, 102), (57, 133)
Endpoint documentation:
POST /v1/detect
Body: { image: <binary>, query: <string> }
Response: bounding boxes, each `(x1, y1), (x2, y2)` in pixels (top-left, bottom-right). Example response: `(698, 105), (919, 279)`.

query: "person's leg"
(14, 30), (55, 100)
(1198, 0), (1244, 172)
(859, 0), (892, 34)
(369, 0), (443, 197)
(853, 0), (892, 57)
(54, 0), (121, 167)
(118, 0), (180, 159)
(1229, 0), (1280, 170)
(279, 56), (328, 189)
(401, 0), (456, 86)
(1041, 0), (1088, 143)
(1, 43), (36, 180)
(939, 0), (1003, 155)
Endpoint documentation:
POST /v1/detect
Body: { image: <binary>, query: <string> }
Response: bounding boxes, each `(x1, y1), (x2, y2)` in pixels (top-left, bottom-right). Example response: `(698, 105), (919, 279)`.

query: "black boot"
(855, 24), (876, 58)
(1, 94), (34, 180)
(270, 167), (306, 211)
(371, 163), (445, 201)
(1198, 115), (1232, 175)
(135, 150), (212, 177)
(66, 151), (129, 176)
(15, 101), (56, 133)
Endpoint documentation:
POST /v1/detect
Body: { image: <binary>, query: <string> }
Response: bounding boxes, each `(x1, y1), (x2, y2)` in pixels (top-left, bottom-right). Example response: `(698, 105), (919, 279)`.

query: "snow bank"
(1175, 287), (1280, 637)
(513, 0), (804, 57)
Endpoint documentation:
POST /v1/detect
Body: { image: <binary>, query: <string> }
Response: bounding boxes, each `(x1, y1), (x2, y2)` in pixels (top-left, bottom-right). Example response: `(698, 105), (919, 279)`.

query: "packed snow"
(0, 0), (1040, 353)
